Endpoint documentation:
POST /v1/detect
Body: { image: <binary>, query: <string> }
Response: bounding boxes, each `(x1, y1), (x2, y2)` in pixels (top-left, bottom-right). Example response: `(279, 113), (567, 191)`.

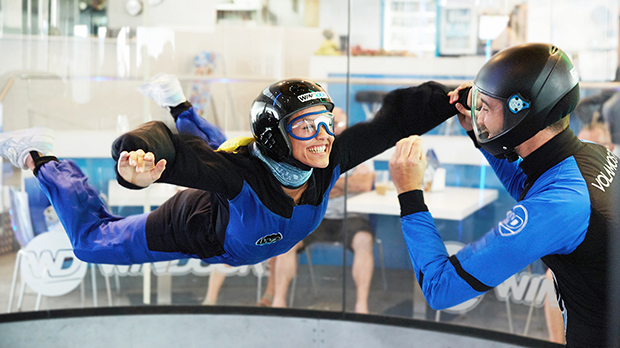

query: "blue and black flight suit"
(33, 82), (459, 267)
(399, 128), (618, 347)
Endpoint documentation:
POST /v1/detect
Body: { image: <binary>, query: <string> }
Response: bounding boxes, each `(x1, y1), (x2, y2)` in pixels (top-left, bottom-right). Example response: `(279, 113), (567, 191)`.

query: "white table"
(107, 181), (180, 208)
(347, 186), (498, 220)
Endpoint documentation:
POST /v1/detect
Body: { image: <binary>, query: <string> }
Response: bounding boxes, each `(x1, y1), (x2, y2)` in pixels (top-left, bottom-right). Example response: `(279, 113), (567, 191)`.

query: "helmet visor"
(471, 86), (531, 143)
(285, 110), (335, 141)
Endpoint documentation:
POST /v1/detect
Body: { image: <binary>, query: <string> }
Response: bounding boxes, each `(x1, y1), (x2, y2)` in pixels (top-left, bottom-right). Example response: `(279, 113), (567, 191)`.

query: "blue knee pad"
(176, 107), (226, 149)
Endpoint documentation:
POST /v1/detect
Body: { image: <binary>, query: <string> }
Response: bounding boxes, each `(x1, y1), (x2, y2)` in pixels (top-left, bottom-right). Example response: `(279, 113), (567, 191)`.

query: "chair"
(8, 188), (35, 247)
(8, 230), (89, 312)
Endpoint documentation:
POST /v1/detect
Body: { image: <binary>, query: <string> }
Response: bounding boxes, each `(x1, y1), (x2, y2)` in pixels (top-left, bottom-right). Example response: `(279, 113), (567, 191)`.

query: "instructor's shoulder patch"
(498, 205), (528, 236)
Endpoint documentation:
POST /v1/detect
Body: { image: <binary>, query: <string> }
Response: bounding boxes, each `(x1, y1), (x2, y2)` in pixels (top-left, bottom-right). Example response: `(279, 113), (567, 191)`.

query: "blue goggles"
(285, 110), (335, 141)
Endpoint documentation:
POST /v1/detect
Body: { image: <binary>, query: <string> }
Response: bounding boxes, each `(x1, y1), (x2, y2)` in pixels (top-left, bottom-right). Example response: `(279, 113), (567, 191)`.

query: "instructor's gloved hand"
(138, 73), (186, 108)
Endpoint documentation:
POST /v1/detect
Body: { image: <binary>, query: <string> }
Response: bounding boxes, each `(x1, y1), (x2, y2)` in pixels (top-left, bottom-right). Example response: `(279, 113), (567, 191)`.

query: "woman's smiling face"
(287, 105), (334, 168)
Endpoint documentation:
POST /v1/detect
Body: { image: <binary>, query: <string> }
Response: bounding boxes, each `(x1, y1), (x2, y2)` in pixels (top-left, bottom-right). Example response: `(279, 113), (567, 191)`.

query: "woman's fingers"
(124, 150), (160, 173)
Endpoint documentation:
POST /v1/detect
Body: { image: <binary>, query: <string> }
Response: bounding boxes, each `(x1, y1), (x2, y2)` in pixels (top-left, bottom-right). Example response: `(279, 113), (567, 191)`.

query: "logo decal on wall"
(499, 205), (528, 236)
(256, 232), (283, 246)
(19, 231), (88, 297)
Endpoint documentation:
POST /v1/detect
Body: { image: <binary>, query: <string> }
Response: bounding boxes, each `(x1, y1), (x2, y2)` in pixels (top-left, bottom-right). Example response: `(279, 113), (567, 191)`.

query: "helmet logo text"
(298, 91), (327, 103)
(569, 67), (579, 82)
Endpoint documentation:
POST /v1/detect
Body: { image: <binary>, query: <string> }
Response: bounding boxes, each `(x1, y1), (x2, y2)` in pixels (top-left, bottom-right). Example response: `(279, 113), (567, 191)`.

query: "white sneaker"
(138, 73), (186, 108)
(0, 127), (54, 170)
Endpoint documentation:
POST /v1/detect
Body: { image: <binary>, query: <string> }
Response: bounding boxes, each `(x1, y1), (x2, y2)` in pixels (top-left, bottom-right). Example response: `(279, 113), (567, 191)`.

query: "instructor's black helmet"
(250, 79), (334, 161)
(471, 43), (580, 161)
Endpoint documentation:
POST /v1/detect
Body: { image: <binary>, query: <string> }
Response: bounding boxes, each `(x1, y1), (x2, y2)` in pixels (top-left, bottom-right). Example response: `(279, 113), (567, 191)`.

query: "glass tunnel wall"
(0, 0), (618, 345)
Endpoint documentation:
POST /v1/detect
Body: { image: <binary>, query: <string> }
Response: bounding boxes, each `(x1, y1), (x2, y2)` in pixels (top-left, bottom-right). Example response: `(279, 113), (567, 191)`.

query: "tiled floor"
(0, 250), (552, 342)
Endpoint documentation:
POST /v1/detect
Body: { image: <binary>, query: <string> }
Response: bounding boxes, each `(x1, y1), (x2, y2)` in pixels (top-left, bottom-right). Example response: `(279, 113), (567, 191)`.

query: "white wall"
(319, 0), (383, 51)
(2, 0), (619, 138)
(107, 0), (217, 32)
(268, 0), (306, 26)
(1, 0), (23, 30)
(0, 26), (324, 134)
(309, 55), (486, 80)
(527, 0), (618, 81)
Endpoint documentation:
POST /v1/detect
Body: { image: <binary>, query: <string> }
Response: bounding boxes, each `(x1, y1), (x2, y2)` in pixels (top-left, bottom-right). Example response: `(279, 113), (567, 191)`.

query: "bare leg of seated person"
(258, 258), (276, 307)
(544, 268), (566, 344)
(271, 241), (303, 308)
(351, 230), (374, 314)
(202, 267), (227, 305)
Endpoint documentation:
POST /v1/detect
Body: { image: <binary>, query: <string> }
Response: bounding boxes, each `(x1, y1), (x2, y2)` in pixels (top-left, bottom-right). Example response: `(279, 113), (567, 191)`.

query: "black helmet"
(250, 79), (334, 161)
(471, 43), (580, 160)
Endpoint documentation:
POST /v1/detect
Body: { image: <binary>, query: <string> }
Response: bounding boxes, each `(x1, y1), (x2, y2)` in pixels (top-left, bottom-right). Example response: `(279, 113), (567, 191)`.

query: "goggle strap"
(298, 110), (331, 117)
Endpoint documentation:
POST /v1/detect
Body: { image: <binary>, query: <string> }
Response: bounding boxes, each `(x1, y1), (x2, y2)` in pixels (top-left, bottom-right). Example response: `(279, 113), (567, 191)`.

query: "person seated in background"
(577, 113), (615, 152)
(571, 90), (620, 156)
(260, 107), (377, 313)
(600, 91), (620, 156)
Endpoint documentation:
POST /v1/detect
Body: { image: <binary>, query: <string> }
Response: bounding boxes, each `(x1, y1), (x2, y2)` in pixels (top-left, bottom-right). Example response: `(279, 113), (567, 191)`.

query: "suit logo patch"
(498, 205), (528, 236)
(256, 232), (283, 246)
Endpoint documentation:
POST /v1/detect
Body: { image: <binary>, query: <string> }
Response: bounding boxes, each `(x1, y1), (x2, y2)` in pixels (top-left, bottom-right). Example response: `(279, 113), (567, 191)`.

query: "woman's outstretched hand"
(117, 150), (166, 187)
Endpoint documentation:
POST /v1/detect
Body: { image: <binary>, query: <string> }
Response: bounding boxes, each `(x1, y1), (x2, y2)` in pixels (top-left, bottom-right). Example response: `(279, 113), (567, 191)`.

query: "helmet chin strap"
(280, 151), (312, 171)
(505, 152), (520, 162)
(251, 143), (313, 189)
(496, 149), (519, 162)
